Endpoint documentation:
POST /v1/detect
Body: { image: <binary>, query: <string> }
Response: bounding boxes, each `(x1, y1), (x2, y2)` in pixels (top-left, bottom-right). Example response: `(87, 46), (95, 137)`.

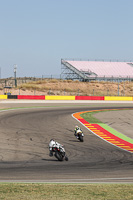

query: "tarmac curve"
(0, 102), (133, 183)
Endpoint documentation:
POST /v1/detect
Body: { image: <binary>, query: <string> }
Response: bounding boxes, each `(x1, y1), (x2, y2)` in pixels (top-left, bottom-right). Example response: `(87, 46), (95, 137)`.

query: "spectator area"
(62, 60), (133, 80)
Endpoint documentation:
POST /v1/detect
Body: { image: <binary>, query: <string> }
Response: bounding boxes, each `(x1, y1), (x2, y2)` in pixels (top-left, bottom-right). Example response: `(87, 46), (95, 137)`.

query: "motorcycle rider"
(49, 139), (63, 157)
(74, 125), (82, 138)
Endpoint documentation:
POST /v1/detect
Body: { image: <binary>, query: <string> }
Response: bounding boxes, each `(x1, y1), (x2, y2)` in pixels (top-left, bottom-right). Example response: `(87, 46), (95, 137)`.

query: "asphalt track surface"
(0, 101), (133, 183)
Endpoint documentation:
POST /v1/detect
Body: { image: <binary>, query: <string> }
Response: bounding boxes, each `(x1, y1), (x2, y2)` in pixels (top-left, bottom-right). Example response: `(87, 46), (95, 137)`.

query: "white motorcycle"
(75, 129), (84, 142)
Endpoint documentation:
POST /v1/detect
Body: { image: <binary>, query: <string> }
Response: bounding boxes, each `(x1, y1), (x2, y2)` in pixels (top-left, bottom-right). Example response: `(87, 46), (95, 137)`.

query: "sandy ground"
(0, 88), (47, 95)
(0, 79), (132, 96)
(94, 109), (133, 139)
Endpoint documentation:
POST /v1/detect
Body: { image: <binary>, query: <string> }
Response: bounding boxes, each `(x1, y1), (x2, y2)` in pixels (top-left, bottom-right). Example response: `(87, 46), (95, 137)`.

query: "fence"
(0, 76), (61, 87)
(0, 76), (133, 96)
(0, 87), (132, 97)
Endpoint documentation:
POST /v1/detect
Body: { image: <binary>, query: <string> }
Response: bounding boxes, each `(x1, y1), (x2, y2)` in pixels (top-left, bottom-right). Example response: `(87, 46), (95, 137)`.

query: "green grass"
(0, 183), (133, 200)
(80, 108), (130, 124)
(80, 111), (103, 124)
(80, 108), (133, 143)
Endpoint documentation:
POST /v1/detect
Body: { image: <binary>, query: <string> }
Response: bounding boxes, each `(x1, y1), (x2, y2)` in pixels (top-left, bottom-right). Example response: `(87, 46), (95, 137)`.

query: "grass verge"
(80, 111), (103, 124)
(80, 108), (130, 124)
(0, 183), (133, 200)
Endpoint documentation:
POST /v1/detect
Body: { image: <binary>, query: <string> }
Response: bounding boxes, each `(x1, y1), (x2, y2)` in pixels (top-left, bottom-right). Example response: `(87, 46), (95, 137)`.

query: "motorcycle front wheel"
(65, 156), (68, 161)
(79, 135), (84, 142)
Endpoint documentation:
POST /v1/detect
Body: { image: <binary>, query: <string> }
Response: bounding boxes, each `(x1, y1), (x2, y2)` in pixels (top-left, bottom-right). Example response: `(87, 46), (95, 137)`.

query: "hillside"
(1, 79), (133, 96)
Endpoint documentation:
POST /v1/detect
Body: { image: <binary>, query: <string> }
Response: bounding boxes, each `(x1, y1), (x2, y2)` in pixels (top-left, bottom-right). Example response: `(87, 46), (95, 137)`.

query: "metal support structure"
(61, 59), (133, 82)
(61, 59), (91, 81)
(14, 64), (17, 87)
(118, 78), (119, 96)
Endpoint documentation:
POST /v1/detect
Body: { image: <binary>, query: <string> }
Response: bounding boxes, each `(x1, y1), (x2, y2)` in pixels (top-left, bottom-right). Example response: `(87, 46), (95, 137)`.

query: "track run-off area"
(72, 109), (133, 153)
(0, 100), (133, 183)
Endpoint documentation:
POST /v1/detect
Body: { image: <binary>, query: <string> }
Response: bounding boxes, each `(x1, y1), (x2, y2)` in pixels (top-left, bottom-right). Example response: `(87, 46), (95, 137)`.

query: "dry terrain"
(0, 79), (133, 96)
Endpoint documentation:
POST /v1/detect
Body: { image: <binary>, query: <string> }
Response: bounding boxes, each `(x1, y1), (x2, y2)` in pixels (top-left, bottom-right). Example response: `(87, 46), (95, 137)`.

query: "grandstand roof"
(65, 60), (133, 78)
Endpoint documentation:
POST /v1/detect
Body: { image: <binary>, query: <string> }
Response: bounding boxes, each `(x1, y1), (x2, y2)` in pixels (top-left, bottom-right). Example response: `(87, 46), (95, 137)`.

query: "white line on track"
(0, 177), (133, 183)
(1, 100), (133, 103)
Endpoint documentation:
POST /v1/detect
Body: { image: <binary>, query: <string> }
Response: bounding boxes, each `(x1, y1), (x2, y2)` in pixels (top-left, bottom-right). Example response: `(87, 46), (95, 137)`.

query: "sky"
(0, 0), (133, 78)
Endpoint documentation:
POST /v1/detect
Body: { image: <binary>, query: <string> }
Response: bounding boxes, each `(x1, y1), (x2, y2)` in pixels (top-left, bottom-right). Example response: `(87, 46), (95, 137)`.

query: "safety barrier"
(0, 95), (7, 99)
(8, 95), (17, 99)
(17, 95), (45, 100)
(1, 95), (133, 101)
(104, 96), (132, 101)
(45, 96), (75, 100)
(75, 96), (104, 100)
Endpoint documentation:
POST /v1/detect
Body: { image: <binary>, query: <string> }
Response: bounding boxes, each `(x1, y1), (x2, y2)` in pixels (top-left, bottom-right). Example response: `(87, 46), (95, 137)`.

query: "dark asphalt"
(0, 103), (133, 182)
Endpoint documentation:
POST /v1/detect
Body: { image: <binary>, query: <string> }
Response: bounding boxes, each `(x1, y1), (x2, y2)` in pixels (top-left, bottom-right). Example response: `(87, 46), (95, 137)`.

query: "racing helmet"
(75, 125), (80, 130)
(49, 139), (55, 147)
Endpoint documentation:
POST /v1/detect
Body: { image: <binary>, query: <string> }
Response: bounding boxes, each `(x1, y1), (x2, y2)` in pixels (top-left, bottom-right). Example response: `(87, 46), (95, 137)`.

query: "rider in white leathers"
(49, 139), (62, 157)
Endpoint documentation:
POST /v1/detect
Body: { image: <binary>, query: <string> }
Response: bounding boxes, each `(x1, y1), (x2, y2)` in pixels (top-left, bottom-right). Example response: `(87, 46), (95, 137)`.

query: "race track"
(0, 102), (133, 183)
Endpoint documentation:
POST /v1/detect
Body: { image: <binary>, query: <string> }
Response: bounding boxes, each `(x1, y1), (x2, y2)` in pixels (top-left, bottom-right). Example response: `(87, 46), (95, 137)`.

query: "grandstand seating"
(65, 60), (133, 78)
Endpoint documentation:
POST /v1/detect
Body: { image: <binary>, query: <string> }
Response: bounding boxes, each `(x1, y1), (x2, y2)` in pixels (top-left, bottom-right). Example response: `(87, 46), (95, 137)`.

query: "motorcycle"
(75, 129), (84, 142)
(52, 145), (68, 161)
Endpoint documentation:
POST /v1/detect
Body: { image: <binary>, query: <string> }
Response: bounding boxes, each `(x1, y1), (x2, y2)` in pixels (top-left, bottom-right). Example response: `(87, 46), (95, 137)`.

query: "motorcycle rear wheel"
(55, 151), (64, 161)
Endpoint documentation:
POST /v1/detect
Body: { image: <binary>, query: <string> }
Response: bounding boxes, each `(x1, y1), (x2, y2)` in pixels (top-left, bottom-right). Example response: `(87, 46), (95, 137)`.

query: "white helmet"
(49, 139), (55, 148)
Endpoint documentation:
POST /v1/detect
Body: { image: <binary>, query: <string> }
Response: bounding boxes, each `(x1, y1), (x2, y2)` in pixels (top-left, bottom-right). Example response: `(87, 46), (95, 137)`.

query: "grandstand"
(61, 59), (133, 82)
